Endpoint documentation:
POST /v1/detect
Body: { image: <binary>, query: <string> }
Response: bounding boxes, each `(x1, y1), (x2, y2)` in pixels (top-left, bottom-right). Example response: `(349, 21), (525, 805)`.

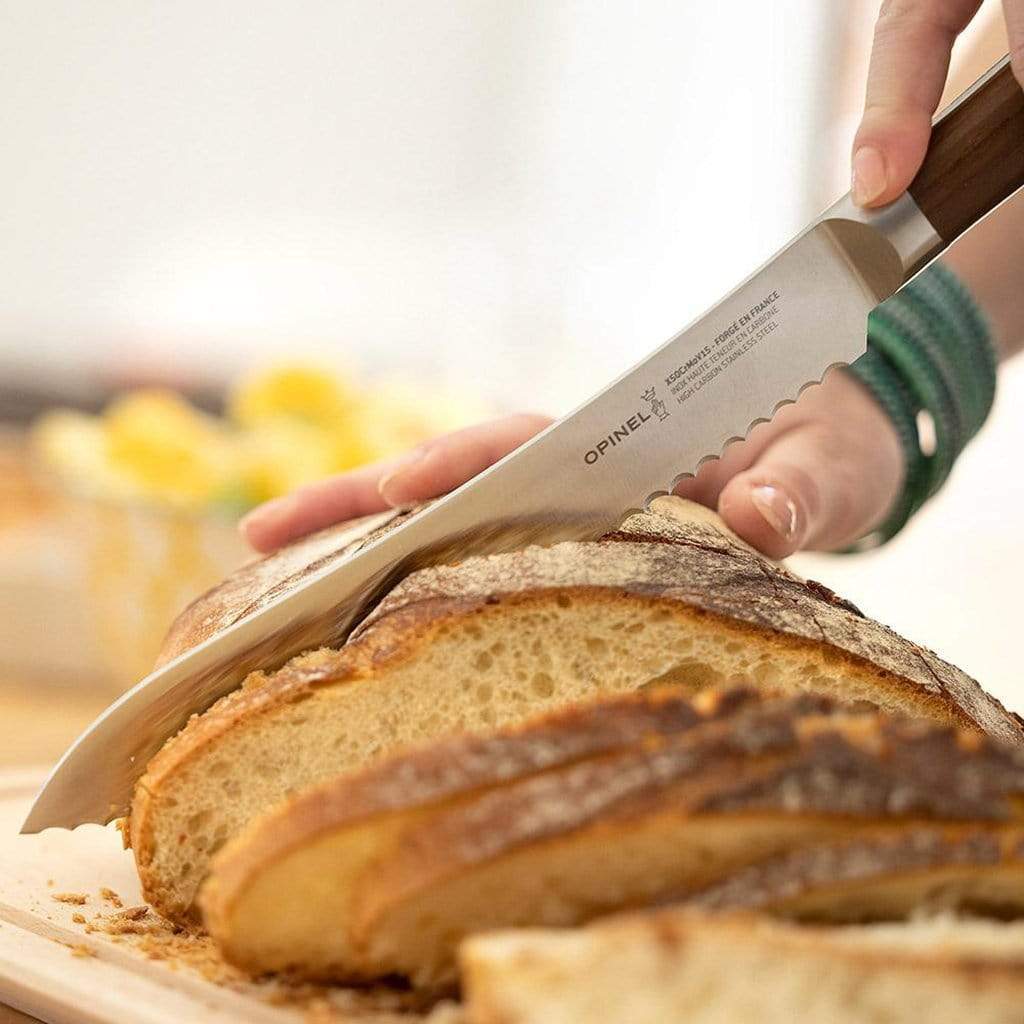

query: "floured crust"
(155, 506), (418, 668)
(619, 908), (1024, 972)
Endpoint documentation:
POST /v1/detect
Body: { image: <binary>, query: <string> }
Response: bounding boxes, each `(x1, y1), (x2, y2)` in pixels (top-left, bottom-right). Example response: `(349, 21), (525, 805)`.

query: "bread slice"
(130, 498), (1023, 923)
(690, 826), (1024, 921)
(197, 688), (826, 979)
(202, 694), (1024, 987)
(460, 911), (1024, 1024)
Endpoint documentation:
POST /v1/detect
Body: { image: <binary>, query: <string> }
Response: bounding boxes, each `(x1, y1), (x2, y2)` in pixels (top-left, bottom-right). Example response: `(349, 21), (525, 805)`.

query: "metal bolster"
(820, 191), (944, 283)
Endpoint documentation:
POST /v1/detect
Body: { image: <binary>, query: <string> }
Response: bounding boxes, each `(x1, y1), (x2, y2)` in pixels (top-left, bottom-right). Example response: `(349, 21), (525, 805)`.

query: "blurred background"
(1, 1), (1020, 766)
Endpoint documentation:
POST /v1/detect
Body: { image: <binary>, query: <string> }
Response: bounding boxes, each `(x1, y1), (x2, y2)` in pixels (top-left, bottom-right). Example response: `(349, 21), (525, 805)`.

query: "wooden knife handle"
(908, 56), (1024, 244)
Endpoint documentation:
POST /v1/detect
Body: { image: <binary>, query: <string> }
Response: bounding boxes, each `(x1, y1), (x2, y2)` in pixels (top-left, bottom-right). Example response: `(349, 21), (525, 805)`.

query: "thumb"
(715, 420), (903, 559)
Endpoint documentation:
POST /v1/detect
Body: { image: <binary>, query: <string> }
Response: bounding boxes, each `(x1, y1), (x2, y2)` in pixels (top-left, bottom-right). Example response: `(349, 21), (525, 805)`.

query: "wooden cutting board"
(0, 771), (448, 1024)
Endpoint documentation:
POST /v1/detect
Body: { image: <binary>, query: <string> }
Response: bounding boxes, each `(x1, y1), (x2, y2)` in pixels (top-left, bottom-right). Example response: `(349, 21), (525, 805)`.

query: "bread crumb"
(70, 944), (95, 959)
(71, 913), (86, 925)
(78, 905), (442, 1019)
(52, 893), (87, 905)
(99, 887), (123, 908)
(99, 906), (153, 935)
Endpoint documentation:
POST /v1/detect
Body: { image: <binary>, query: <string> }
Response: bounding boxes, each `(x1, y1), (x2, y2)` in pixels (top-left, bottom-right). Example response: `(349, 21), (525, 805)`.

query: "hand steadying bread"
(128, 497), (1022, 925)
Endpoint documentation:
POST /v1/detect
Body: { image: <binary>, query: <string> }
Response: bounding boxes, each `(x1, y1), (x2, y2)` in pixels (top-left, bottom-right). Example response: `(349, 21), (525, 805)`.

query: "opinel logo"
(583, 407), (653, 465)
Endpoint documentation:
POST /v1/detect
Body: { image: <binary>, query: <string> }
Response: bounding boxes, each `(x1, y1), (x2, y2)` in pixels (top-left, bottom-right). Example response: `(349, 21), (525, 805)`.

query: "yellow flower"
(228, 364), (357, 429)
(102, 390), (233, 508)
(236, 418), (373, 506)
(32, 410), (139, 501)
(31, 364), (492, 515)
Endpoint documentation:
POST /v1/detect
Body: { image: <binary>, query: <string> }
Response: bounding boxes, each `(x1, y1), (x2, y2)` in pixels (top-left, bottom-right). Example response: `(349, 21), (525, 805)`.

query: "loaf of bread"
(129, 498), (1023, 924)
(459, 911), (1024, 1024)
(201, 687), (1024, 987)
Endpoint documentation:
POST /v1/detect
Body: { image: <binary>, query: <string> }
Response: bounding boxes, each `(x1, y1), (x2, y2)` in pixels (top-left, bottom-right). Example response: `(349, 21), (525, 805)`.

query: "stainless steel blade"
(22, 191), (941, 833)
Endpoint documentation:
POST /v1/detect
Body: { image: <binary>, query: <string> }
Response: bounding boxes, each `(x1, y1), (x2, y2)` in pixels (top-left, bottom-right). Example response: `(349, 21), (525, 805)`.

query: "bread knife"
(23, 55), (1024, 833)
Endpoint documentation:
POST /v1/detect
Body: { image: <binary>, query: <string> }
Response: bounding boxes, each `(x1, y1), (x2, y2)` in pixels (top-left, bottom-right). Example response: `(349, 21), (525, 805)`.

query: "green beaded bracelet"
(844, 262), (997, 549)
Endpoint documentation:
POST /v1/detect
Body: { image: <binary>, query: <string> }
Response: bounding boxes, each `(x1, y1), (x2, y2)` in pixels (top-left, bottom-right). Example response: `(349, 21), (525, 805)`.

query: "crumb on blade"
(69, 944), (95, 959)
(52, 893), (87, 905)
(71, 913), (86, 925)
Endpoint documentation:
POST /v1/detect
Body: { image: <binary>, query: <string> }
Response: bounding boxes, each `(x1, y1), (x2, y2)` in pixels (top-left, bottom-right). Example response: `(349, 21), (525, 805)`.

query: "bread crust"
(153, 496), (1023, 749)
(154, 506), (416, 668)
(687, 826), (1024, 917)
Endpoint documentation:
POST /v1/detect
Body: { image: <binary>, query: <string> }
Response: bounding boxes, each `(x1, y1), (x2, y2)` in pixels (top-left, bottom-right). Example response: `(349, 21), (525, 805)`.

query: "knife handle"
(908, 55), (1024, 245)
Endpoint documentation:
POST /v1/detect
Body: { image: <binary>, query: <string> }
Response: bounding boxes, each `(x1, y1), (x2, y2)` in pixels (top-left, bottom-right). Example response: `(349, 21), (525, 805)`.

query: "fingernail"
(750, 484), (799, 541)
(851, 146), (887, 206)
(239, 493), (299, 537)
(377, 448), (427, 505)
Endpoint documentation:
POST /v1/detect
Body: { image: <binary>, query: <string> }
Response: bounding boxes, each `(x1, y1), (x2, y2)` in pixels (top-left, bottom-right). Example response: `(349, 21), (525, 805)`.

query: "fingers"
(1004, 0), (1024, 88)
(240, 457), (406, 553)
(376, 412), (553, 505)
(240, 413), (552, 553)
(243, 375), (901, 561)
(852, 0), (982, 207)
(715, 385), (904, 559)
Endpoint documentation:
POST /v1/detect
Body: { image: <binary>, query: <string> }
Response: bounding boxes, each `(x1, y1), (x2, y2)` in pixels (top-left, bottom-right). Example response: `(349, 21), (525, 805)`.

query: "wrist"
(842, 263), (997, 549)
(832, 373), (905, 548)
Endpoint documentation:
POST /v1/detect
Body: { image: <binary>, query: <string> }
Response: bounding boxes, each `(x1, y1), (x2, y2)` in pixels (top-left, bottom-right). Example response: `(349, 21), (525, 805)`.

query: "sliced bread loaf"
(460, 911), (1024, 1024)
(130, 498), (1023, 923)
(202, 691), (1024, 987)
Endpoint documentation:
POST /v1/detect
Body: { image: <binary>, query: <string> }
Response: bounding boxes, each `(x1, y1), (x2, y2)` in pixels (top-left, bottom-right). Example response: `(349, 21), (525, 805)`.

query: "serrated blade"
(22, 191), (940, 833)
